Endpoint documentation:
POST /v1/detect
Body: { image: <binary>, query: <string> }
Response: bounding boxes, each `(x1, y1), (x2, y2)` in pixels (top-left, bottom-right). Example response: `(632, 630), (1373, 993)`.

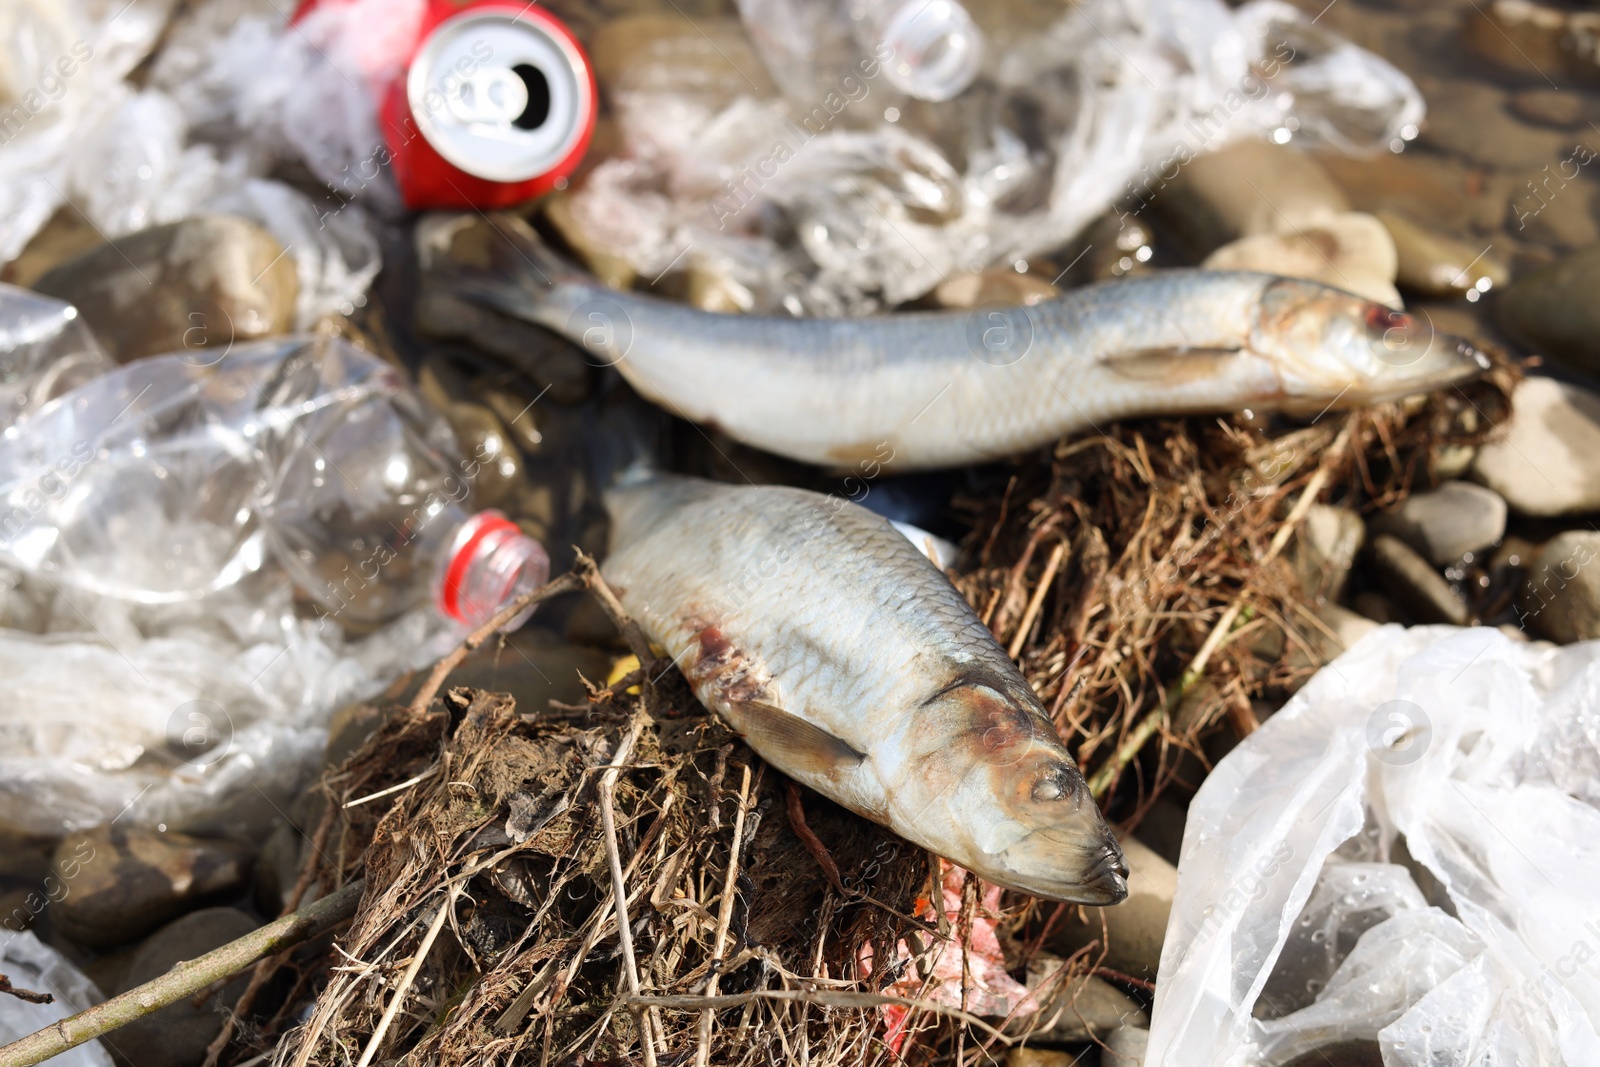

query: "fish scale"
(603, 472), (1130, 903)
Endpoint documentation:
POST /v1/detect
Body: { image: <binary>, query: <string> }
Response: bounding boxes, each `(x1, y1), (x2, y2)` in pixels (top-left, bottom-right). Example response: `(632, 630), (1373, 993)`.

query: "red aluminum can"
(295, 0), (597, 210)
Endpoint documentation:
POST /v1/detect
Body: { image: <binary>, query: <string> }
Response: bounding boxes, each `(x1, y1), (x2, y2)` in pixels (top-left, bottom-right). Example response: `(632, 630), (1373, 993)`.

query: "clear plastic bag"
(1148, 626), (1600, 1066)
(0, 930), (112, 1067)
(0, 283), (114, 431)
(572, 0), (1424, 314)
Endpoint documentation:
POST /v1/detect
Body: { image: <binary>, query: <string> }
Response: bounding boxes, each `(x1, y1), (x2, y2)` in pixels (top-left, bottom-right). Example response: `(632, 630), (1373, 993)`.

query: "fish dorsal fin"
(1099, 346), (1242, 382)
(727, 699), (865, 778)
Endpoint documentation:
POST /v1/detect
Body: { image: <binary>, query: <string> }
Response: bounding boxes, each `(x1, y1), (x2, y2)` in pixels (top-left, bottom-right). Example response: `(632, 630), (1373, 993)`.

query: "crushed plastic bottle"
(0, 304), (547, 836)
(0, 284), (115, 432)
(0, 335), (548, 628)
(737, 0), (983, 103)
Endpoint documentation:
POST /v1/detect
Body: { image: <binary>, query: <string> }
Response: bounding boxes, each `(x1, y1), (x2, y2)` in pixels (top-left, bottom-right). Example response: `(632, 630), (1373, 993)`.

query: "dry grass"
(237, 361), (1513, 1067)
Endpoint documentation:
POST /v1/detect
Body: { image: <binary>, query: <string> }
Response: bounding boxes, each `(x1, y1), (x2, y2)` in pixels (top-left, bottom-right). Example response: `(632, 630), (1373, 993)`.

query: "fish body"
(456, 218), (1488, 470)
(602, 473), (1128, 904)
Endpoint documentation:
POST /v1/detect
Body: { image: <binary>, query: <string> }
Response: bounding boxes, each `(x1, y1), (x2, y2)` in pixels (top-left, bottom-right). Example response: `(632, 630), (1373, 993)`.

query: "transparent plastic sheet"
(0, 330), (477, 837)
(572, 0), (1424, 314)
(0, 930), (112, 1067)
(0, 283), (114, 431)
(1147, 626), (1600, 1066)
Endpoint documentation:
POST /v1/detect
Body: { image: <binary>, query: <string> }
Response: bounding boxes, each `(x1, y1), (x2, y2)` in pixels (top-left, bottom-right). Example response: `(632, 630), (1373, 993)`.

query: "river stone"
(49, 826), (253, 949)
(1462, 1), (1600, 85)
(1158, 141), (1349, 256)
(1202, 212), (1400, 307)
(1104, 1025), (1150, 1066)
(1472, 377), (1600, 516)
(1024, 956), (1148, 1042)
(1369, 481), (1507, 566)
(33, 215), (298, 363)
(1498, 245), (1600, 375)
(114, 908), (259, 1067)
(1370, 535), (1468, 625)
(1510, 89), (1600, 129)
(1417, 78), (1578, 170)
(1517, 531), (1600, 643)
(1293, 504), (1365, 605)
(1006, 1050), (1077, 1067)
(1377, 212), (1508, 300)
(935, 270), (1060, 309)
(1048, 837), (1174, 983)
(1314, 150), (1479, 233)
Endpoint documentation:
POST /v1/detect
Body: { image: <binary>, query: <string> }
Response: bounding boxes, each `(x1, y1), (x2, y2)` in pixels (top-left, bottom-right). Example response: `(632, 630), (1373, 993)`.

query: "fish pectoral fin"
(728, 699), (866, 777)
(1098, 346), (1242, 382)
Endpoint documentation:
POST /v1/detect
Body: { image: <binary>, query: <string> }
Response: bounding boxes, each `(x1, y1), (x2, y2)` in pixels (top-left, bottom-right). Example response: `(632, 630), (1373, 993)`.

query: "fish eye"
(1031, 769), (1073, 802)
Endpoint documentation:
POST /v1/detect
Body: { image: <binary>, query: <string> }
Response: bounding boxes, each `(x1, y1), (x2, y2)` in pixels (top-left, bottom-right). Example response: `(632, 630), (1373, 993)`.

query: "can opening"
(512, 63), (551, 130)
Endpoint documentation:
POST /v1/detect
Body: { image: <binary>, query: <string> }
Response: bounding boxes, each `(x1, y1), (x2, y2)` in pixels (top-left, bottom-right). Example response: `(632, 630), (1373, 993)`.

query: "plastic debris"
(0, 931), (112, 1067)
(0, 283), (114, 431)
(568, 0), (1424, 314)
(0, 316), (549, 836)
(1148, 625), (1600, 1066)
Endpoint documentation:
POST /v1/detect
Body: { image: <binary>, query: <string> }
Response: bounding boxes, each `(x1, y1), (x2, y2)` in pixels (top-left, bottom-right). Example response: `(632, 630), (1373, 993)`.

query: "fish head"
(907, 678), (1128, 904)
(1249, 277), (1490, 411)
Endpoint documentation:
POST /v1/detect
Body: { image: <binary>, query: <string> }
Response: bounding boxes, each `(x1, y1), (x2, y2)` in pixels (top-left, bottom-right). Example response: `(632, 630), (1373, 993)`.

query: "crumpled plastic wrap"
(572, 0), (1424, 314)
(0, 294), (463, 837)
(1148, 626), (1600, 1066)
(0, 930), (112, 1067)
(1, 0), (393, 327)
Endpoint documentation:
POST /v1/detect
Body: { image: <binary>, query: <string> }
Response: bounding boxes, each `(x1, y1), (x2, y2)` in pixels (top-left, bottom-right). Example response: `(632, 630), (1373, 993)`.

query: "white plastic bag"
(1148, 626), (1600, 1066)
(0, 930), (113, 1067)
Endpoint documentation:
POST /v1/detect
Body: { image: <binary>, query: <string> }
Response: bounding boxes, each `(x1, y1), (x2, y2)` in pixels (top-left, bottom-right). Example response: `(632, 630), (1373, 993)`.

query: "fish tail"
(426, 211), (586, 331)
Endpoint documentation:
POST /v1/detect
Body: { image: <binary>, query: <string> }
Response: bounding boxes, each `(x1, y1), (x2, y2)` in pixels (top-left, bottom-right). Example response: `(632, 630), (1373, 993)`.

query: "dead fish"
(447, 214), (1488, 471)
(602, 472), (1128, 905)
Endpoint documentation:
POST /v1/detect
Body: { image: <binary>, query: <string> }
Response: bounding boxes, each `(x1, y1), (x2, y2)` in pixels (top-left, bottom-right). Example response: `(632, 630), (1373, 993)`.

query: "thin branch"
(573, 551), (658, 664)
(0, 880), (365, 1067)
(0, 977), (51, 1006)
(599, 716), (654, 1067)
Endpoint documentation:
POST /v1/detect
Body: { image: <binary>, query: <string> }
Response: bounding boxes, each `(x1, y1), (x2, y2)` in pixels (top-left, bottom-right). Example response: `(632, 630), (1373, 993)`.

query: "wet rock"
(1498, 245), (1600, 375)
(544, 193), (637, 292)
(686, 265), (757, 313)
(1507, 169), (1600, 250)
(33, 215), (298, 363)
(50, 826), (253, 949)
(1048, 837), (1174, 983)
(1314, 150), (1478, 232)
(1418, 79), (1578, 170)
(1202, 212), (1401, 307)
(1377, 211), (1507, 299)
(0, 205), (105, 289)
(1136, 794), (1187, 869)
(1462, 1), (1600, 85)
(1434, 443), (1478, 480)
(1517, 531), (1600, 643)
(1159, 142), (1349, 256)
(1370, 535), (1468, 625)
(0, 888), (35, 932)
(1509, 89), (1600, 129)
(1370, 481), (1507, 566)
(1006, 1050), (1076, 1067)
(114, 908), (259, 1067)
(255, 817), (308, 918)
(1472, 377), (1600, 515)
(1104, 1025), (1150, 1066)
(1352, 591), (1406, 625)
(1293, 505), (1365, 605)
(934, 270), (1060, 309)
(1024, 956), (1148, 1042)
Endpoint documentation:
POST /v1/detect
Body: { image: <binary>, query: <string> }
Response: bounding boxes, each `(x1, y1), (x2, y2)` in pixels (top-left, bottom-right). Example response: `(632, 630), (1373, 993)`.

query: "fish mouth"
(992, 834), (1130, 904)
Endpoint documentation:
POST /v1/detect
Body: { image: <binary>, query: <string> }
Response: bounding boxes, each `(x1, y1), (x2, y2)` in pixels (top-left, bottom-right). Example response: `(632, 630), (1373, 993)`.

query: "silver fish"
(453, 217), (1488, 471)
(603, 472), (1128, 905)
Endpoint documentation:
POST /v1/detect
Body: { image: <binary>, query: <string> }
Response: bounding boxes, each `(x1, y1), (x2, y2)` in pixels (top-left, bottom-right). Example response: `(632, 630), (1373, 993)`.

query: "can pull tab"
(446, 66), (529, 127)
